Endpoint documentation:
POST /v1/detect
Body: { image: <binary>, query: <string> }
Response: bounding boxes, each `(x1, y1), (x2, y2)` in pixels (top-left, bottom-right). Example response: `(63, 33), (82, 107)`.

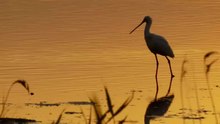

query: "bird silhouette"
(130, 16), (174, 100)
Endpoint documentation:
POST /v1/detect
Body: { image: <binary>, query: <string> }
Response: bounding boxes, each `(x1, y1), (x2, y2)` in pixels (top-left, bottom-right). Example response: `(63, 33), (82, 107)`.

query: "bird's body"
(142, 16), (174, 58)
(130, 16), (174, 100)
(145, 33), (174, 58)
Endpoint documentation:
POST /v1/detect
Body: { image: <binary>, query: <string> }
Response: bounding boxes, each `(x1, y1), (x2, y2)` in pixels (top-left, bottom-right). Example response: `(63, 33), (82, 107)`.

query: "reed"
(0, 80), (34, 118)
(51, 109), (65, 124)
(80, 106), (87, 124)
(118, 116), (127, 124)
(88, 86), (134, 124)
(180, 57), (202, 124)
(203, 51), (219, 124)
(180, 58), (188, 124)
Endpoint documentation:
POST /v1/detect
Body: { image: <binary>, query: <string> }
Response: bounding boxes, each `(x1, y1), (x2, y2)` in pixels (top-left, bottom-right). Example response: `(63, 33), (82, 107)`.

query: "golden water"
(1, 0), (220, 123)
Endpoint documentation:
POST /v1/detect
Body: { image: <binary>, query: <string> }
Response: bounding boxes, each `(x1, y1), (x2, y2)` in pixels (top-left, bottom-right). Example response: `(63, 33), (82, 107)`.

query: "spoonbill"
(130, 16), (174, 100)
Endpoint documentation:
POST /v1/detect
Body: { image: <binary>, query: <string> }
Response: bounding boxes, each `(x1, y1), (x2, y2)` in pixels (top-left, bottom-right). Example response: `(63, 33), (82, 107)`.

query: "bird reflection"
(144, 71), (175, 124)
(144, 94), (174, 124)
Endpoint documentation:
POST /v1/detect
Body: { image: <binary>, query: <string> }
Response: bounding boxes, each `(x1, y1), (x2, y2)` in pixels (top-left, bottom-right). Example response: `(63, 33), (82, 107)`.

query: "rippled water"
(1, 0), (220, 123)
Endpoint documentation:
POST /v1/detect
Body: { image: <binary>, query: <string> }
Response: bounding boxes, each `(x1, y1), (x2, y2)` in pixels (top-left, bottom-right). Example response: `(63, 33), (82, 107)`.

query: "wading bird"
(130, 16), (174, 100)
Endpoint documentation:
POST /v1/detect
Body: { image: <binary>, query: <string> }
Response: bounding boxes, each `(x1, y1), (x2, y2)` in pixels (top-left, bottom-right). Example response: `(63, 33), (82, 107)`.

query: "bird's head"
(130, 16), (152, 34)
(143, 16), (152, 24)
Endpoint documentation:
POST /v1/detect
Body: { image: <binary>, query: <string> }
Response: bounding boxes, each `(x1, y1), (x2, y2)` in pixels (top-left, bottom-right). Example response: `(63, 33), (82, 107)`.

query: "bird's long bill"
(129, 20), (145, 34)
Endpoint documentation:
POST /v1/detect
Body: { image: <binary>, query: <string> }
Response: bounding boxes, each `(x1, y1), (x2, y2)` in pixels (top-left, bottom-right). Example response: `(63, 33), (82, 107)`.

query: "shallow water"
(1, 0), (220, 123)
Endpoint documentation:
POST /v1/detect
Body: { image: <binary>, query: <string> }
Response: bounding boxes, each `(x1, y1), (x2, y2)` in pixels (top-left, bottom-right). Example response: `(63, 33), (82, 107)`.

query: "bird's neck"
(144, 23), (151, 37)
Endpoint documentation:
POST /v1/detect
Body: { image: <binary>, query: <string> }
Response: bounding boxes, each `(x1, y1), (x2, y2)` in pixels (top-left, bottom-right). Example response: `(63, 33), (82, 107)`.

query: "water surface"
(1, 0), (220, 123)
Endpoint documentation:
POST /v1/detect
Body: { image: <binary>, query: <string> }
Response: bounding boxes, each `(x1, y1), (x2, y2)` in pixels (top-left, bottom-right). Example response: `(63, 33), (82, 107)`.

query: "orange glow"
(1, 0), (220, 123)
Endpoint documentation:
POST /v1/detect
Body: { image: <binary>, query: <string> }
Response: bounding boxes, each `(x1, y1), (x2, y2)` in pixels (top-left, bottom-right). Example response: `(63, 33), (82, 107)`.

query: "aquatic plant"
(87, 86), (134, 124)
(180, 58), (188, 124)
(180, 57), (203, 124)
(80, 105), (92, 124)
(0, 80), (34, 117)
(51, 109), (65, 124)
(203, 51), (219, 124)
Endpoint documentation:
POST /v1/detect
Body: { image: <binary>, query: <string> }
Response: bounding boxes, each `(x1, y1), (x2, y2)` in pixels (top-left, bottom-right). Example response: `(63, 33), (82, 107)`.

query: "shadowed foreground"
(0, 118), (37, 124)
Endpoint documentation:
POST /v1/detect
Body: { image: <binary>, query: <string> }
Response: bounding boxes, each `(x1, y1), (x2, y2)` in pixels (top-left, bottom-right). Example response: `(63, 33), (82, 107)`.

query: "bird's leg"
(154, 54), (159, 101)
(165, 56), (174, 96)
(166, 56), (174, 78)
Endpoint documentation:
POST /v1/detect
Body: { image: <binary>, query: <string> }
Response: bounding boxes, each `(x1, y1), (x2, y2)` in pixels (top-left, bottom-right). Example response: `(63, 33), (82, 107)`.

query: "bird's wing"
(151, 34), (174, 57)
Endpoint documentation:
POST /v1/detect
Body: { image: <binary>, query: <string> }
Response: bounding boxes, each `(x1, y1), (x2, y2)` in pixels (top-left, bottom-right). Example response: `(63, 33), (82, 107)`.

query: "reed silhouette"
(192, 58), (203, 124)
(179, 58), (203, 124)
(80, 106), (92, 124)
(50, 87), (133, 124)
(51, 109), (65, 124)
(203, 51), (219, 124)
(0, 80), (34, 118)
(180, 58), (188, 124)
(86, 86), (134, 124)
